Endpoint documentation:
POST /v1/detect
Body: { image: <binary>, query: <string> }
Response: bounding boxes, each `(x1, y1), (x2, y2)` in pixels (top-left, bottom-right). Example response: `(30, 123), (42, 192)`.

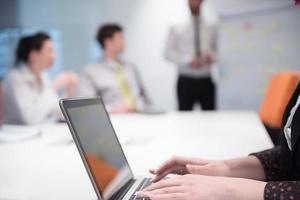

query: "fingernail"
(135, 191), (142, 197)
(136, 191), (149, 197)
(186, 164), (192, 171)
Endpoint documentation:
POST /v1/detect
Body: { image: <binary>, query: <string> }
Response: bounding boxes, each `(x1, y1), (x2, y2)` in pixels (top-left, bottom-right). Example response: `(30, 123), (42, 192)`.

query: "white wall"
(0, 0), (19, 28)
(18, 0), (105, 73)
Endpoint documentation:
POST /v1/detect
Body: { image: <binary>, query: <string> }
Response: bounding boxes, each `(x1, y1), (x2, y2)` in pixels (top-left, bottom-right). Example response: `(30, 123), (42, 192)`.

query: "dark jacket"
(252, 82), (300, 199)
(281, 82), (300, 179)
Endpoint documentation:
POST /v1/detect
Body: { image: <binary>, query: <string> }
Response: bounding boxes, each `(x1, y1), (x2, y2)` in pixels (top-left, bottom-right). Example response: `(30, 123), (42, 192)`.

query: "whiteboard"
(217, 6), (300, 110)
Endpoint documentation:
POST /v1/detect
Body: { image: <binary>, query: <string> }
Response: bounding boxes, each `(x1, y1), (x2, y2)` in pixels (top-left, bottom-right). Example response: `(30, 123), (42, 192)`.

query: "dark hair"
(96, 24), (122, 49)
(15, 32), (51, 65)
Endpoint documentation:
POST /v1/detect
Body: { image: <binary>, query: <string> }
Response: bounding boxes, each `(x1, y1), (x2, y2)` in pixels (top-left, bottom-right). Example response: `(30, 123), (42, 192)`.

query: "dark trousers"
(177, 76), (216, 111)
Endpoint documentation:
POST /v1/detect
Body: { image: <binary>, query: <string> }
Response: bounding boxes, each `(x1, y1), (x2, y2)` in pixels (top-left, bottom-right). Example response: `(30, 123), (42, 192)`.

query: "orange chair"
(259, 71), (300, 144)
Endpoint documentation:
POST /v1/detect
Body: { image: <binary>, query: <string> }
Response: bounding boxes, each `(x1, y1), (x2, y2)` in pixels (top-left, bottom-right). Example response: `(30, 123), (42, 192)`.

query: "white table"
(0, 111), (273, 200)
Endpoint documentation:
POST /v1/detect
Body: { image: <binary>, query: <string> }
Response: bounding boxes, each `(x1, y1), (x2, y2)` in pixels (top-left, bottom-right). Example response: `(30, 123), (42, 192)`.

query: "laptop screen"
(62, 98), (133, 199)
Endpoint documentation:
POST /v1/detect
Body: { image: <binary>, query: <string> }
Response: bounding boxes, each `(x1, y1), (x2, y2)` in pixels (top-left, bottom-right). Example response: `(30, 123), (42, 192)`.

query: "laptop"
(59, 97), (151, 200)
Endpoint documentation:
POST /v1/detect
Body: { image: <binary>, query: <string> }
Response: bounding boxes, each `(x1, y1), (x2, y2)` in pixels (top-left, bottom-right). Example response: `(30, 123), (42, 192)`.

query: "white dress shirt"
(3, 66), (60, 125)
(164, 16), (218, 78)
(284, 94), (300, 150)
(78, 58), (150, 112)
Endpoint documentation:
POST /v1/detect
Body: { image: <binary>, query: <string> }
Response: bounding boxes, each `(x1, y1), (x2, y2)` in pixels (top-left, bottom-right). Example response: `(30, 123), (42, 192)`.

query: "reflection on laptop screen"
(64, 99), (133, 199)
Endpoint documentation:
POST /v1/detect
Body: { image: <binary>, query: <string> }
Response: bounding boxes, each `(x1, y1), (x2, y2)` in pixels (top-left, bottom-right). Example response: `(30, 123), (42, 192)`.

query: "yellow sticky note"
(272, 41), (284, 54)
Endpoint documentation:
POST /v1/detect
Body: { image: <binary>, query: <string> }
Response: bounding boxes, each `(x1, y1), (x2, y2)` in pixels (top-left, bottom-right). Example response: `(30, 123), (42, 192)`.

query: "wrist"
(225, 178), (266, 200)
(222, 159), (235, 177)
(223, 156), (266, 180)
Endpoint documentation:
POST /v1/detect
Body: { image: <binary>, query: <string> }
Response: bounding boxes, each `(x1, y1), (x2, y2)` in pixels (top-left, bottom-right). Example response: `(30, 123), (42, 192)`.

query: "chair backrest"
(259, 71), (300, 128)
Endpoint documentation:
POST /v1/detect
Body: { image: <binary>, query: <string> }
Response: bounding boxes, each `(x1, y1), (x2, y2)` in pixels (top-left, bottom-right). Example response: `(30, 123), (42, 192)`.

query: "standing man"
(165, 0), (218, 111)
(79, 24), (151, 113)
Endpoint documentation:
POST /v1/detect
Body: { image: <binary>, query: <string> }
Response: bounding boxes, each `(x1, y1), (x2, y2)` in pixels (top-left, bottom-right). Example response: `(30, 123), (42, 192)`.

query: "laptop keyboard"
(129, 178), (152, 200)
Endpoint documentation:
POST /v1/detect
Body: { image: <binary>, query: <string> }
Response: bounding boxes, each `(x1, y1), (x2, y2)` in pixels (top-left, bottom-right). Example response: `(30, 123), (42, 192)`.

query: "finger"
(136, 186), (184, 198)
(143, 178), (181, 192)
(153, 158), (208, 182)
(136, 191), (185, 200)
(155, 156), (208, 175)
(148, 186), (185, 195)
(152, 168), (176, 182)
(148, 193), (186, 200)
(152, 172), (169, 182)
(136, 191), (151, 198)
(152, 166), (187, 182)
(153, 159), (178, 175)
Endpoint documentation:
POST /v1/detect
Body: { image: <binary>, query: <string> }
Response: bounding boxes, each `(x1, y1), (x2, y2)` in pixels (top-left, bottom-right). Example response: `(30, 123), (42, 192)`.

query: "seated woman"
(3, 32), (77, 125)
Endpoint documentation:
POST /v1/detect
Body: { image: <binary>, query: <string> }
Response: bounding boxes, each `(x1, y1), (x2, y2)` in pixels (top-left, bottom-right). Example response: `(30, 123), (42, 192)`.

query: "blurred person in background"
(165, 0), (218, 111)
(3, 32), (77, 125)
(78, 24), (151, 113)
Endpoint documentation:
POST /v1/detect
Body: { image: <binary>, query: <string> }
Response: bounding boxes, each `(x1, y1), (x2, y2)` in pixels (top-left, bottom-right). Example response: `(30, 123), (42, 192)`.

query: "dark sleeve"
(264, 181), (300, 200)
(250, 146), (290, 181)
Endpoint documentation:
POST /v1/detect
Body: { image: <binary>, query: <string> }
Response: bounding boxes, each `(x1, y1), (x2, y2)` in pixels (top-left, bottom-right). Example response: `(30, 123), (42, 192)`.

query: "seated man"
(78, 24), (151, 113)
